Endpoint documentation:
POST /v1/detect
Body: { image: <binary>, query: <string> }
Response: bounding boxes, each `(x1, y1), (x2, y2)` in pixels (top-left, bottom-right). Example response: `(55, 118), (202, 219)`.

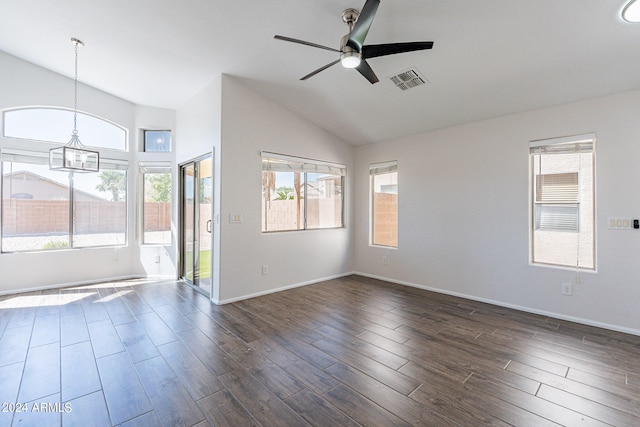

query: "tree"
(262, 171), (276, 231)
(145, 173), (171, 202)
(96, 170), (126, 201)
(275, 186), (294, 200)
(294, 171), (301, 228)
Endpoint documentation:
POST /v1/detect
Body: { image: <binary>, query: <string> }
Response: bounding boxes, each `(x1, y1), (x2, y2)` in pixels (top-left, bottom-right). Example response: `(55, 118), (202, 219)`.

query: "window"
(74, 164), (128, 247)
(370, 161), (398, 247)
(1, 149), (128, 252)
(143, 130), (171, 152)
(261, 152), (345, 232)
(140, 163), (172, 245)
(530, 134), (595, 269)
(3, 107), (127, 151)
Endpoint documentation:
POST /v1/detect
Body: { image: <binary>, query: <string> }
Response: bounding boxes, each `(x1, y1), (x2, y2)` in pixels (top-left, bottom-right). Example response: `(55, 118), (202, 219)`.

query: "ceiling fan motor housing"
(342, 8), (360, 29)
(340, 34), (362, 68)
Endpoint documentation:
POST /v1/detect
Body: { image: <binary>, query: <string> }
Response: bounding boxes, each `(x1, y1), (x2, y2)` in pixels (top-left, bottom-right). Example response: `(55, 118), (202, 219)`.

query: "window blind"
(139, 162), (172, 174)
(1, 148), (49, 165)
(1, 148), (127, 170)
(261, 152), (346, 176)
(369, 161), (398, 175)
(529, 133), (595, 155)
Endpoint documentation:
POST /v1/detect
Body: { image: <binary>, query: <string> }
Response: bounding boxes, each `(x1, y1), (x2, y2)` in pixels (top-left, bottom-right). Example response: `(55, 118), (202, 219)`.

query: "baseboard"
(354, 271), (640, 337)
(144, 274), (176, 281)
(8, 270), (637, 337)
(216, 271), (356, 305)
(0, 275), (145, 296)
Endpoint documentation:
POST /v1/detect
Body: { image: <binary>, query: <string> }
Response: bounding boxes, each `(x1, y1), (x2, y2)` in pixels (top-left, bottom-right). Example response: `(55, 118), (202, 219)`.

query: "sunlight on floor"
(94, 290), (133, 303)
(0, 292), (96, 309)
(62, 278), (159, 291)
(0, 278), (173, 310)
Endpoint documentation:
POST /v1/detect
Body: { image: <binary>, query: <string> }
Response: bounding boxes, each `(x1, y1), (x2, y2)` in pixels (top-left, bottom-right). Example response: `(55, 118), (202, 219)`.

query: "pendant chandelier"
(49, 38), (99, 173)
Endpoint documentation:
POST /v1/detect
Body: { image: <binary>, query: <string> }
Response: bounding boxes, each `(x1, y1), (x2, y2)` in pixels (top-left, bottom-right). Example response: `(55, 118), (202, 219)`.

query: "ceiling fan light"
(341, 51), (361, 68)
(623, 0), (640, 22)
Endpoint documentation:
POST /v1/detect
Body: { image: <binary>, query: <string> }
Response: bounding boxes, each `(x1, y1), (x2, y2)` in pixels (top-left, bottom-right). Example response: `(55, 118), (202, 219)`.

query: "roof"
(2, 170), (107, 202)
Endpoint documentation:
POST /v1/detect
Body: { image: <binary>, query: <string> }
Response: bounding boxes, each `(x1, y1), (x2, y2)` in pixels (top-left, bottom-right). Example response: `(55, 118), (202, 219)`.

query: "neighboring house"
(2, 170), (105, 202)
(2, 170), (121, 239)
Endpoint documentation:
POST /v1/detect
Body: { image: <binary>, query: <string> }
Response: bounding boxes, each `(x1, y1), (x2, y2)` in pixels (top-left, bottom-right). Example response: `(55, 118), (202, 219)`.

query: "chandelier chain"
(72, 38), (80, 135)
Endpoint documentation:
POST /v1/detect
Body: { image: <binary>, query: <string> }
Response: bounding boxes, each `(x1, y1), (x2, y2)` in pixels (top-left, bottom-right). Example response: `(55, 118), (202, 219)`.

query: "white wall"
(354, 89), (640, 334)
(176, 75), (222, 300)
(217, 75), (354, 303)
(0, 51), (175, 293)
(176, 75), (354, 303)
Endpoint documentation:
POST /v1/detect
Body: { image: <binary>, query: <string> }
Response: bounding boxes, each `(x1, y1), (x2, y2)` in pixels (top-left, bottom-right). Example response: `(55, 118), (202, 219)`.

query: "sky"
(2, 107), (128, 200)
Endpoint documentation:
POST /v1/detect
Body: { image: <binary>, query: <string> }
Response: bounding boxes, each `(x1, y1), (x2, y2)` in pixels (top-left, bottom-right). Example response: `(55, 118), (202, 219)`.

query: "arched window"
(2, 107), (127, 151)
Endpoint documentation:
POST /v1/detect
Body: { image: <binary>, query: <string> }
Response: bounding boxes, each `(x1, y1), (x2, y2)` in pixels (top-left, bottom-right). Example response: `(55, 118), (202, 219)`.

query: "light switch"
(608, 216), (632, 230)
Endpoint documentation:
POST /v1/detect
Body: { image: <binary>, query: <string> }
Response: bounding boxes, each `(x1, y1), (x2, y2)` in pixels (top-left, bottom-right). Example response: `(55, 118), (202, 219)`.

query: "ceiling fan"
(274, 0), (434, 84)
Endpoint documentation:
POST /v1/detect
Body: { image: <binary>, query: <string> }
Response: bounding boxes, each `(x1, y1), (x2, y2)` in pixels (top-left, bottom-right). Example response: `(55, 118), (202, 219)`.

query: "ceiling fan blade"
(362, 42), (434, 59)
(347, 0), (380, 50)
(274, 35), (340, 53)
(300, 59), (341, 80)
(356, 60), (379, 84)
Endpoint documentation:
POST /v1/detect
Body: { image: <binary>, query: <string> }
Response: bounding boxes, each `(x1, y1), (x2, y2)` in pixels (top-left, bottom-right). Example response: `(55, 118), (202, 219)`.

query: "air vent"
(389, 68), (428, 91)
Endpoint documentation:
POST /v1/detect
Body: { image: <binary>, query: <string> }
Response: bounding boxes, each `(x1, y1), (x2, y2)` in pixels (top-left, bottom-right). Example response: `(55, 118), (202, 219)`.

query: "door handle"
(206, 219), (212, 233)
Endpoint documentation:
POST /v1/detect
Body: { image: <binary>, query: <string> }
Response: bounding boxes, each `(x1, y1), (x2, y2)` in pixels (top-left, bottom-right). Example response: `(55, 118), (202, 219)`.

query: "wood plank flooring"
(1, 274), (640, 426)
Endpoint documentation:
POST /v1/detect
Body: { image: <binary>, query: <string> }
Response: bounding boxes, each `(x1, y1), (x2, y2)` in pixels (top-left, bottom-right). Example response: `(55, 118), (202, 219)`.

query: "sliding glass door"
(180, 154), (213, 295)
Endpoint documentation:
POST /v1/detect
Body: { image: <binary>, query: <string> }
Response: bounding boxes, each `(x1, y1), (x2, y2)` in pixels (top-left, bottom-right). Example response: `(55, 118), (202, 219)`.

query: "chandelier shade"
(49, 135), (99, 172)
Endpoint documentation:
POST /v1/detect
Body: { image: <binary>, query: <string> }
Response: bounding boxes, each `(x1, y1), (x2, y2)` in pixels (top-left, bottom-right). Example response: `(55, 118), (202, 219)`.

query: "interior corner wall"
(217, 75), (354, 303)
(354, 89), (640, 334)
(175, 75), (223, 301)
(134, 105), (178, 278)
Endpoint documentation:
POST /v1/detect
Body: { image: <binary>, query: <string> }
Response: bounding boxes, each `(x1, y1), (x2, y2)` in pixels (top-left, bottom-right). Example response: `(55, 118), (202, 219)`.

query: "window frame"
(2, 106), (128, 152)
(142, 129), (172, 153)
(369, 161), (398, 248)
(529, 134), (596, 270)
(261, 152), (346, 233)
(139, 162), (172, 245)
(1, 147), (129, 253)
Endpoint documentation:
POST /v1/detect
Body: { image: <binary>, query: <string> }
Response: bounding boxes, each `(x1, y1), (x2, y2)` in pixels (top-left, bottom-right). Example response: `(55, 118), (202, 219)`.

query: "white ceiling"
(1, 0), (639, 145)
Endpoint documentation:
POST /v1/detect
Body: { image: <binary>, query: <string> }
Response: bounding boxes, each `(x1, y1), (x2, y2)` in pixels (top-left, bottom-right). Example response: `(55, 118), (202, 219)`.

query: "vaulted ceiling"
(1, 0), (639, 145)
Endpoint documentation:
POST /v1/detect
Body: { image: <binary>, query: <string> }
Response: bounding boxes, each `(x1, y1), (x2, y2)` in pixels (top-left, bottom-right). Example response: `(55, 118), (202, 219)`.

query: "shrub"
(43, 240), (70, 250)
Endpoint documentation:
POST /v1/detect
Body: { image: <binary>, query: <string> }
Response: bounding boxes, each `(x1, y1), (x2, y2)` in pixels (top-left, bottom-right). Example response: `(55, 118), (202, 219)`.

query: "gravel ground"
(2, 233), (128, 252)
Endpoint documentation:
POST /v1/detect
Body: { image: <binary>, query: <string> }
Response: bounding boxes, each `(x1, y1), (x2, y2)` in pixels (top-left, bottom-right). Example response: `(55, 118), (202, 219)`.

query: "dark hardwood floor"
(1, 274), (640, 426)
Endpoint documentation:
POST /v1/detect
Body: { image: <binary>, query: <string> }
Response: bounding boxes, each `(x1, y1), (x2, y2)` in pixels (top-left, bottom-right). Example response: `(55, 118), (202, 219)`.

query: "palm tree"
(262, 171), (276, 230)
(294, 172), (301, 228)
(96, 170), (126, 201)
(275, 187), (293, 200)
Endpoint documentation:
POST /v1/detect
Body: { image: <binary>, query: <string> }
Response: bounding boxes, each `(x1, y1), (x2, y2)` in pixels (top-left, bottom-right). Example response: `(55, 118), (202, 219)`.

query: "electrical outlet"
(154, 255), (160, 263)
(262, 265), (269, 275)
(562, 283), (573, 296)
